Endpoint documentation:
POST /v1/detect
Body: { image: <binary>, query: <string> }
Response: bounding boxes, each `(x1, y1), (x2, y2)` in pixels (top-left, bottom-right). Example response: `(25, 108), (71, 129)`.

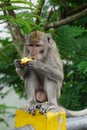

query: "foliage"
(0, 104), (17, 127)
(0, 0), (87, 126)
(0, 38), (25, 98)
(55, 25), (87, 110)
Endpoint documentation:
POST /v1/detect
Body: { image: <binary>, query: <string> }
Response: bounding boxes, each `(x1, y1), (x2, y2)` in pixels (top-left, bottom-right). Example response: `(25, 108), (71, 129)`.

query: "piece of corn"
(21, 57), (33, 65)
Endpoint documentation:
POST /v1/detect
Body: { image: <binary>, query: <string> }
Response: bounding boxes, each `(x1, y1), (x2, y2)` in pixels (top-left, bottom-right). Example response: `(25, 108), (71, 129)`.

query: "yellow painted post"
(15, 109), (66, 130)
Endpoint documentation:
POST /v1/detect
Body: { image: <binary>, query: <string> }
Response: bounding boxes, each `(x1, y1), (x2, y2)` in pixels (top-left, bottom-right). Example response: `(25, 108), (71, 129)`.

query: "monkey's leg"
(25, 71), (39, 114)
(39, 78), (63, 113)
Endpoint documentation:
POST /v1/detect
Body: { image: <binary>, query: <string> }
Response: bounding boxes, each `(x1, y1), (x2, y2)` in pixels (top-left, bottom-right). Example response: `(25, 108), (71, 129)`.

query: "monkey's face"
(25, 31), (51, 61)
(26, 41), (48, 61)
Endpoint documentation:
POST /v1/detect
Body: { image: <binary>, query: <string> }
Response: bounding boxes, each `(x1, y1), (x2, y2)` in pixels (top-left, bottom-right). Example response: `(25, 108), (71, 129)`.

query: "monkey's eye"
(29, 44), (34, 47)
(40, 50), (44, 54)
(36, 45), (41, 47)
(29, 44), (41, 47)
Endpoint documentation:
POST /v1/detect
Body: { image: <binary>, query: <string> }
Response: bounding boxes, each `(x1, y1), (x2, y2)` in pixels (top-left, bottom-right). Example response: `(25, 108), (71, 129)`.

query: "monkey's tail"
(65, 108), (87, 117)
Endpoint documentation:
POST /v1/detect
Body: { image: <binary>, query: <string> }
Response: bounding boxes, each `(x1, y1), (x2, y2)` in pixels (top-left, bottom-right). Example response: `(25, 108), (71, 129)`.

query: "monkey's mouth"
(35, 89), (47, 103)
(31, 57), (36, 60)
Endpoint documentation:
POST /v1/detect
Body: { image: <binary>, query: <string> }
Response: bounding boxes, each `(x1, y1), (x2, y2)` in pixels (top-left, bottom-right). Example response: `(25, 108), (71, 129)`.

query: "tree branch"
(3, 10), (22, 57)
(46, 7), (53, 23)
(34, 0), (45, 24)
(3, 0), (25, 45)
(0, 44), (13, 53)
(44, 8), (87, 31)
(66, 3), (87, 16)
(7, 22), (23, 57)
(1, 0), (25, 57)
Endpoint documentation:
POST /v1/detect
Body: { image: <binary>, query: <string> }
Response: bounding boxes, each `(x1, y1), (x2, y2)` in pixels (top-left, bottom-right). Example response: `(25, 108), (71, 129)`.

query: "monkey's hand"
(14, 57), (33, 68)
(14, 59), (27, 79)
(27, 60), (40, 69)
(14, 59), (25, 68)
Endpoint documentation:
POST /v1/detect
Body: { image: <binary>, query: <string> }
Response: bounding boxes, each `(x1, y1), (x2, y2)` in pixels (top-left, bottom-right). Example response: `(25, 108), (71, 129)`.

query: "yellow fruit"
(21, 57), (33, 65)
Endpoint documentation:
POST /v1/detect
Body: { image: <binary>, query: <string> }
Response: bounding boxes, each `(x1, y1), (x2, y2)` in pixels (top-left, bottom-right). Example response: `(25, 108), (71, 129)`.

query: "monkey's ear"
(47, 34), (52, 43)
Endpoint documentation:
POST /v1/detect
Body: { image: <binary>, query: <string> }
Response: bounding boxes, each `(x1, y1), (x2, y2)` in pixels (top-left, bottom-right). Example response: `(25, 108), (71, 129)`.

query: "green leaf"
(55, 25), (87, 57)
(11, 0), (34, 6)
(0, 104), (17, 110)
(76, 61), (87, 74)
(67, 26), (87, 37)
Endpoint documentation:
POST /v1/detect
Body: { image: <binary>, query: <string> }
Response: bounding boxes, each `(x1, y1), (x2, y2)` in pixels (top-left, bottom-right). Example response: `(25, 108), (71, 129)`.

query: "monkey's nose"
(31, 54), (37, 60)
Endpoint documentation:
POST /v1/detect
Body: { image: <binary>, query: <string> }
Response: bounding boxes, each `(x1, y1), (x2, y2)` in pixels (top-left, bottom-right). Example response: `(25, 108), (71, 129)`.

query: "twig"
(46, 7), (53, 23)
(8, 22), (22, 57)
(44, 8), (87, 30)
(1, 0), (25, 57)
(3, 0), (25, 45)
(66, 3), (87, 16)
(34, 0), (45, 24)
(0, 43), (13, 53)
(3, 10), (22, 57)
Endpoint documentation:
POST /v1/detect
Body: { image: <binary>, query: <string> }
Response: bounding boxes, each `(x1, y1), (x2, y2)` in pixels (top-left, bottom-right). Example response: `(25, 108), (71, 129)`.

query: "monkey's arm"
(27, 61), (64, 82)
(14, 59), (29, 79)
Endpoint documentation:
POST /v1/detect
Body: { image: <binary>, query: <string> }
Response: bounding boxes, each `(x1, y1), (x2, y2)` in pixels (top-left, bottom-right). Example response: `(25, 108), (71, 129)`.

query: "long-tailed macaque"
(14, 30), (87, 116)
(14, 30), (64, 114)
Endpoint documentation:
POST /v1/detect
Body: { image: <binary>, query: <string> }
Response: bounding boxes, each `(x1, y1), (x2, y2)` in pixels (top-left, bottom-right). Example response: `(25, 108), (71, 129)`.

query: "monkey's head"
(24, 30), (52, 61)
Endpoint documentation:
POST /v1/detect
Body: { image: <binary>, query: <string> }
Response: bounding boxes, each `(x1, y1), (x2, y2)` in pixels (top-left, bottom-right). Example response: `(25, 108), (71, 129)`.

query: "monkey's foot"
(39, 102), (57, 114)
(39, 103), (65, 114)
(27, 102), (40, 115)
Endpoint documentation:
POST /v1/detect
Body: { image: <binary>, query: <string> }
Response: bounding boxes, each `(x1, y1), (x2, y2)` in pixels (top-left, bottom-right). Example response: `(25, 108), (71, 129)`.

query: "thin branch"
(0, 21), (6, 24)
(66, 3), (87, 16)
(46, 7), (53, 23)
(1, 0), (25, 57)
(8, 22), (22, 57)
(3, 0), (25, 45)
(34, 0), (45, 24)
(0, 43), (13, 53)
(3, 10), (22, 57)
(0, 43), (19, 59)
(44, 8), (87, 31)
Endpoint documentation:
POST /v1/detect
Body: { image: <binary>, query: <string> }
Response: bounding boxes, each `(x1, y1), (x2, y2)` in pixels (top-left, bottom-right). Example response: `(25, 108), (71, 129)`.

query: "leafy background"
(0, 0), (87, 128)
